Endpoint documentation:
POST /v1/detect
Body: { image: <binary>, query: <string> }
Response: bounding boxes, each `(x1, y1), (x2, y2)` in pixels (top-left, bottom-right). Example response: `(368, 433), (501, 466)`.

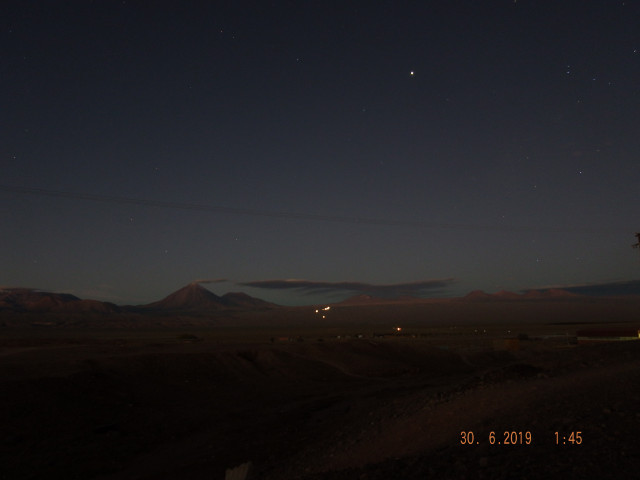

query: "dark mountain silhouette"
(0, 283), (276, 317)
(332, 294), (437, 306)
(493, 290), (521, 299)
(0, 283), (592, 320)
(461, 290), (494, 301)
(139, 283), (276, 312)
(141, 282), (225, 311)
(0, 288), (120, 313)
(522, 288), (582, 299)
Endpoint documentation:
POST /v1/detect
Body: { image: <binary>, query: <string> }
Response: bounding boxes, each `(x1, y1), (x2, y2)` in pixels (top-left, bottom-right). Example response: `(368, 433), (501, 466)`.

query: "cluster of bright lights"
(314, 306), (331, 319)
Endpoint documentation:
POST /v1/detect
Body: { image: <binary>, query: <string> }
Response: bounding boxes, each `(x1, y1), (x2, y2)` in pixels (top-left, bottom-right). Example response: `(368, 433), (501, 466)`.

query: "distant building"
(576, 328), (640, 344)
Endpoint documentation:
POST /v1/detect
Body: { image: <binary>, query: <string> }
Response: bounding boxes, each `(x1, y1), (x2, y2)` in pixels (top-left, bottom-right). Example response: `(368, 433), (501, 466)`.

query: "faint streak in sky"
(0, 184), (627, 234)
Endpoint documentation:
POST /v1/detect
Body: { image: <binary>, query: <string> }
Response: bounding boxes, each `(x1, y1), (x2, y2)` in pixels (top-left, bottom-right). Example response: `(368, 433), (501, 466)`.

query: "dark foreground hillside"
(1, 327), (639, 479)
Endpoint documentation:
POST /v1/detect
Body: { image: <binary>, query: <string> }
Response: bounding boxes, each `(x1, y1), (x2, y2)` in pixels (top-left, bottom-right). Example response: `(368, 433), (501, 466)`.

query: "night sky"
(3, 1), (639, 306)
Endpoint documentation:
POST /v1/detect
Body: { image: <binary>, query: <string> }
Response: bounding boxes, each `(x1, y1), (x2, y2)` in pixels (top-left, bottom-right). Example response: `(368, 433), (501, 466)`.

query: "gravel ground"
(1, 333), (639, 480)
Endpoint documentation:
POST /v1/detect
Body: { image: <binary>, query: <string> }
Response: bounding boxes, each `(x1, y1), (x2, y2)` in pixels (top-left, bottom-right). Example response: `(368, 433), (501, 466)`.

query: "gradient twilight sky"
(2, 1), (639, 305)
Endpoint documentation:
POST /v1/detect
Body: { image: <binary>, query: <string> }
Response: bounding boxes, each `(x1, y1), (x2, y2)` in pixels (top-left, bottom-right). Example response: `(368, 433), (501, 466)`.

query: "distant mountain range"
(0, 283), (634, 316)
(138, 282), (276, 312)
(0, 283), (275, 315)
(332, 294), (441, 306)
(331, 288), (584, 306)
(0, 287), (121, 313)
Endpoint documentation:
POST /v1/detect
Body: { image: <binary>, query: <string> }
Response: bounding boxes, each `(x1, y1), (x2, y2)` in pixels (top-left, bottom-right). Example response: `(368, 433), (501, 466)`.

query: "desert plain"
(2, 296), (640, 479)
